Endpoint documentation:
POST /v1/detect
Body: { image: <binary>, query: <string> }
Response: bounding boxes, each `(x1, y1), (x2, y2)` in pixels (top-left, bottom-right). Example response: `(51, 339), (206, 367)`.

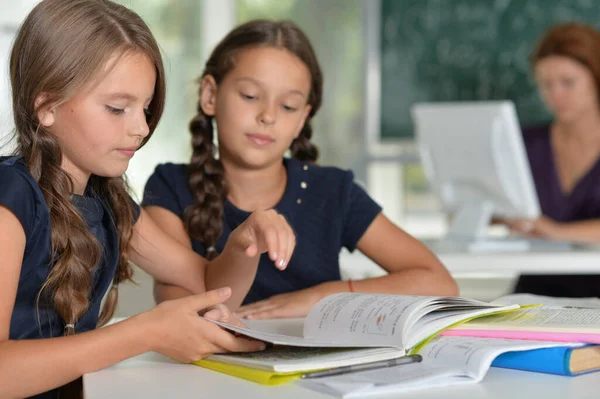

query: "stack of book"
(192, 292), (600, 397)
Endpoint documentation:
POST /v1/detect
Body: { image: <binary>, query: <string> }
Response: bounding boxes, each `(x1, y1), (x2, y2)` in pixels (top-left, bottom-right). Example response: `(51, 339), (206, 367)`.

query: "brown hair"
(10, 0), (166, 333)
(185, 19), (323, 259)
(531, 23), (600, 94)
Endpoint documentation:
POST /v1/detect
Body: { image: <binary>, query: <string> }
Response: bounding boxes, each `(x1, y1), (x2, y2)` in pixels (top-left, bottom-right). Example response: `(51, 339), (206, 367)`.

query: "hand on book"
(203, 303), (248, 328)
(236, 285), (329, 319)
(143, 287), (266, 362)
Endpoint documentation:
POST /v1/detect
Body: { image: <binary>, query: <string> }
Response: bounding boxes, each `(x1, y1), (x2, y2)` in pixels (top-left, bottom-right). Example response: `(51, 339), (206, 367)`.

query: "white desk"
(340, 244), (600, 279)
(84, 320), (600, 399)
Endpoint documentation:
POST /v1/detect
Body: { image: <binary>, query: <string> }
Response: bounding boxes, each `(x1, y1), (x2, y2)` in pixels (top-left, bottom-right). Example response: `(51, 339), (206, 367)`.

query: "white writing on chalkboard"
(380, 0), (598, 138)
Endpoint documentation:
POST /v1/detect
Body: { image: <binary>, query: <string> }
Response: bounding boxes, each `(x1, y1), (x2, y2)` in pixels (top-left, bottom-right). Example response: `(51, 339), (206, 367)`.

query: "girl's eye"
(241, 93), (257, 100)
(106, 105), (125, 115)
(282, 105), (298, 112)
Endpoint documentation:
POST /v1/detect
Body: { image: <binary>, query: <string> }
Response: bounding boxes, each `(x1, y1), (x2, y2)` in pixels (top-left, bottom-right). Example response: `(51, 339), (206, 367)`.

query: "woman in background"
(505, 23), (600, 297)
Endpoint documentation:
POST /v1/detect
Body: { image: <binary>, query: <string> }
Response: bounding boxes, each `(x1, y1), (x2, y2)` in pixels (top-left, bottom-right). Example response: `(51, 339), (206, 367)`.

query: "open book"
(298, 336), (582, 398)
(443, 293), (600, 343)
(194, 292), (520, 384)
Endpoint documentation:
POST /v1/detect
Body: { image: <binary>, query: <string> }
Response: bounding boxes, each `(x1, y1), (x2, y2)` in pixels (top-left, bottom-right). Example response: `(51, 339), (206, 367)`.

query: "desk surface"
(84, 319), (600, 399)
(340, 243), (600, 279)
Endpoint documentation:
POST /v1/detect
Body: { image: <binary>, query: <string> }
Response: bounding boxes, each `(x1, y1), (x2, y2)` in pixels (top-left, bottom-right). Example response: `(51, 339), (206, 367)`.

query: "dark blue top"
(142, 158), (382, 305)
(515, 125), (600, 297)
(0, 156), (139, 399)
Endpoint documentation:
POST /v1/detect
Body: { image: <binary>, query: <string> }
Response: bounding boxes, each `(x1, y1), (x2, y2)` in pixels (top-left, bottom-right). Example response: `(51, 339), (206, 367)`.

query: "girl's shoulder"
(286, 157), (352, 179)
(142, 162), (193, 214)
(152, 162), (189, 177)
(285, 157), (356, 192)
(144, 162), (190, 193)
(0, 156), (46, 237)
(147, 162), (189, 189)
(0, 155), (43, 196)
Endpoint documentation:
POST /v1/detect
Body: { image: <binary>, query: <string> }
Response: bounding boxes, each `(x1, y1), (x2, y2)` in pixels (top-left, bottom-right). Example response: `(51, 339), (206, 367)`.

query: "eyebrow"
(105, 92), (154, 103)
(235, 77), (306, 97)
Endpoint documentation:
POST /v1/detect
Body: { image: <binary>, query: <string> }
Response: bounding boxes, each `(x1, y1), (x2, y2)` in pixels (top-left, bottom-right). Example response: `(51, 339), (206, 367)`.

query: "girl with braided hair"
(143, 19), (457, 320)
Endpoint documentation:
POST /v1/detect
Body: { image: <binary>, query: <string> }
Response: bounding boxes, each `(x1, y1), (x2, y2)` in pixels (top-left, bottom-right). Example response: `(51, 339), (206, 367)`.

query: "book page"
(204, 293), (495, 350)
(206, 319), (393, 348)
(299, 361), (470, 398)
(461, 307), (600, 332)
(206, 346), (405, 373)
(302, 293), (519, 350)
(418, 336), (577, 380)
(299, 337), (580, 398)
(492, 293), (600, 309)
(407, 304), (520, 348)
(302, 293), (447, 348)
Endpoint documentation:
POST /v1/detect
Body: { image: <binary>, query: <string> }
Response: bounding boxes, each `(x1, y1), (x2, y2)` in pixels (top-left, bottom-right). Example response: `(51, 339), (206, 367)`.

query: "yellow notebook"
(193, 359), (304, 385)
(193, 346), (405, 385)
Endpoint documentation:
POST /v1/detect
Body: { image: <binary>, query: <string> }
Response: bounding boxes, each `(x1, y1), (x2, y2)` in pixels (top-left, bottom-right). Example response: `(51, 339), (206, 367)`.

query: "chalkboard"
(381, 0), (600, 139)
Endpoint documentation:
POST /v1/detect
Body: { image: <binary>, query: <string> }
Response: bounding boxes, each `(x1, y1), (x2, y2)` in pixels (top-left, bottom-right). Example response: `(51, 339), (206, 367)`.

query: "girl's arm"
(0, 206), (263, 398)
(129, 208), (294, 309)
(345, 213), (458, 294)
(143, 206), (199, 303)
(503, 216), (600, 244)
(237, 213), (458, 319)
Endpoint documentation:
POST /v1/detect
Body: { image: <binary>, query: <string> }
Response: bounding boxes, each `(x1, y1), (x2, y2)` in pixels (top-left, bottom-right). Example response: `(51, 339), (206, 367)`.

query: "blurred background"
(4, 0), (593, 316)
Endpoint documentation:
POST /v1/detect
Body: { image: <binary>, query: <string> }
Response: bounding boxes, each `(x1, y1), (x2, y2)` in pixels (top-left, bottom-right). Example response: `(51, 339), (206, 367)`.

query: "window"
(116, 0), (204, 198)
(236, 1), (447, 235)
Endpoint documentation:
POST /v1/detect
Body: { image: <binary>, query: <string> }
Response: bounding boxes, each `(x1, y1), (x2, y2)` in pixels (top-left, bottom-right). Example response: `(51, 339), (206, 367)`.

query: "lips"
(246, 133), (275, 147)
(117, 147), (138, 158)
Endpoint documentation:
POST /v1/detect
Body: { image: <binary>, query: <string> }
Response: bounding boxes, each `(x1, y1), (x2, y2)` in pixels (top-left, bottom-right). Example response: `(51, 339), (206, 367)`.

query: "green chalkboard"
(380, 0), (600, 139)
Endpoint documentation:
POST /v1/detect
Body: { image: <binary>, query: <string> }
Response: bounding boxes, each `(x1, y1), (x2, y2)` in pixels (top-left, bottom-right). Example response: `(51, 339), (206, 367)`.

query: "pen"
(300, 354), (423, 379)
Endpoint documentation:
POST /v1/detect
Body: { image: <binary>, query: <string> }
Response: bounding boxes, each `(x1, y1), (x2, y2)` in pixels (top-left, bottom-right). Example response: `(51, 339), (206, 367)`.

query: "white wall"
(0, 0), (39, 25)
(0, 32), (12, 151)
(0, 0), (39, 153)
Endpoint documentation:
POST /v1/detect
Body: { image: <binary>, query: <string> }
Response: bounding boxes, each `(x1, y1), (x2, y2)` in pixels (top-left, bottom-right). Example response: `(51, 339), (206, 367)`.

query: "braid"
(184, 101), (227, 260)
(96, 176), (135, 327)
(290, 120), (319, 162)
(28, 128), (101, 336)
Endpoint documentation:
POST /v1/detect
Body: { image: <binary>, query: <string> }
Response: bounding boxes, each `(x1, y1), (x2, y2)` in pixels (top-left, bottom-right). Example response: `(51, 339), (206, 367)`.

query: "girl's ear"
(294, 104), (312, 138)
(200, 75), (218, 116)
(34, 93), (55, 127)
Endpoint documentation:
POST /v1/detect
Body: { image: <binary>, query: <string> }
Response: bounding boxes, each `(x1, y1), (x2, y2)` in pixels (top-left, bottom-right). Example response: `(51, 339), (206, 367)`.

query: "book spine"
(491, 347), (572, 376)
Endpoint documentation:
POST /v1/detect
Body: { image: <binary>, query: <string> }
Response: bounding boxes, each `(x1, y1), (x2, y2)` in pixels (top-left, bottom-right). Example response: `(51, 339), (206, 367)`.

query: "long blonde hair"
(10, 0), (166, 333)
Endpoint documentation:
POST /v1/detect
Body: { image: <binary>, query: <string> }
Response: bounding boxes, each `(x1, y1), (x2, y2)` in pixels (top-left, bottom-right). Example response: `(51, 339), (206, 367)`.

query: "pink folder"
(441, 329), (600, 344)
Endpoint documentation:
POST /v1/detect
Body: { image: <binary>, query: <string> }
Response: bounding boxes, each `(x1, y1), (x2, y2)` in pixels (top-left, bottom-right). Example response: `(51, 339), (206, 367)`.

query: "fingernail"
(219, 287), (231, 297)
(278, 259), (285, 268)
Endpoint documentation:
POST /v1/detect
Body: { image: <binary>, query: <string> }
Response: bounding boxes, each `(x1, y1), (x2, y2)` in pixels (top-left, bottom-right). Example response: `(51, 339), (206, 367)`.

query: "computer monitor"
(411, 101), (541, 245)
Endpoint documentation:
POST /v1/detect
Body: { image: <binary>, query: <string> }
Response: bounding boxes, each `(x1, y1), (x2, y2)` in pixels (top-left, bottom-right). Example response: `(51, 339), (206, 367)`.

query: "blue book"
(492, 345), (600, 376)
